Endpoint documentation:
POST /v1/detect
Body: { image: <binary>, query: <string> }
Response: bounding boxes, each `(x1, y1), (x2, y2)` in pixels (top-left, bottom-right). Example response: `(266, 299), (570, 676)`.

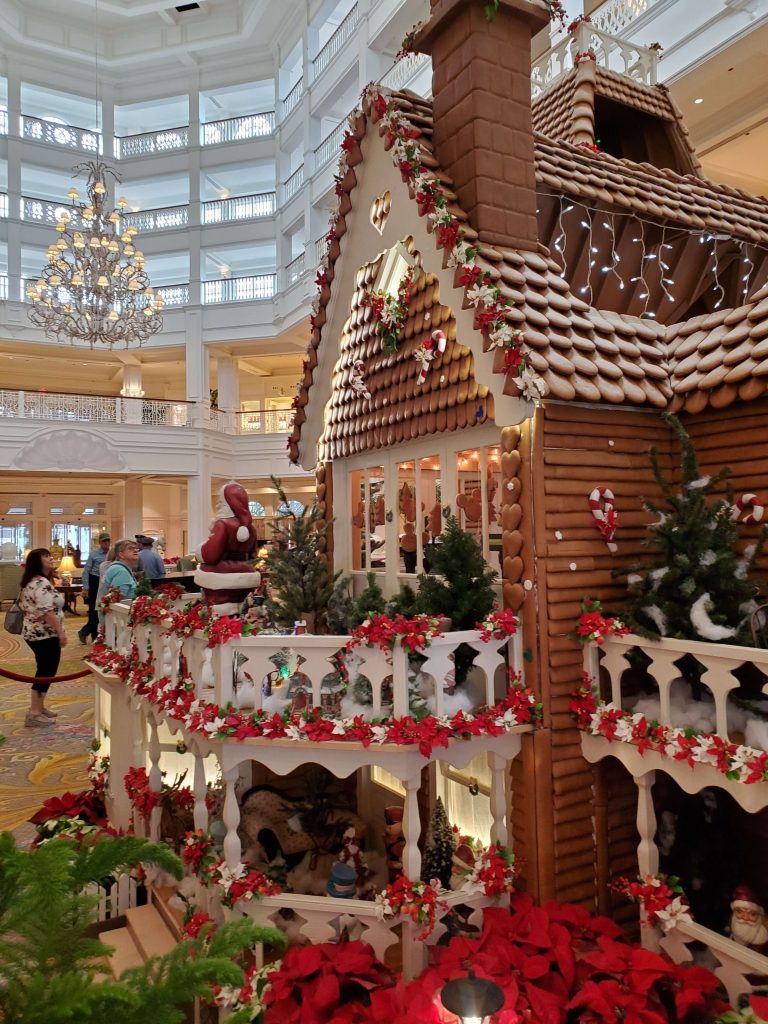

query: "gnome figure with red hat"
(729, 884), (768, 953)
(194, 480), (261, 611)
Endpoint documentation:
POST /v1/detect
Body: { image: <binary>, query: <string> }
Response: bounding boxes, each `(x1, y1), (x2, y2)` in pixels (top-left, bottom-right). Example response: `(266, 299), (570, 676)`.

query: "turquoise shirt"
(101, 561), (137, 602)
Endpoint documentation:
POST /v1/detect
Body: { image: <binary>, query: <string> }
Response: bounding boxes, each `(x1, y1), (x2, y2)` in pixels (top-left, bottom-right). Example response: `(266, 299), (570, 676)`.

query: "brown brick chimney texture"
(416, 0), (549, 251)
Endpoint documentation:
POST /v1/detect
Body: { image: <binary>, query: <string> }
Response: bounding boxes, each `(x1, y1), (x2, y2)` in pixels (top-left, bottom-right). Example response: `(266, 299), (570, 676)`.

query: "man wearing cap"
(78, 532), (111, 645)
(136, 535), (165, 580)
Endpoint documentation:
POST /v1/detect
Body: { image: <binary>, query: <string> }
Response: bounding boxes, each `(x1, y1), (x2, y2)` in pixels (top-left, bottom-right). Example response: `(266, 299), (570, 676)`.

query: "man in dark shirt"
(78, 532), (110, 644)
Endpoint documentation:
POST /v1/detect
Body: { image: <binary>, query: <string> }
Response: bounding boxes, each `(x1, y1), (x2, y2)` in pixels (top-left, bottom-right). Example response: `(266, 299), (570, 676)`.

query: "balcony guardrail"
(281, 77), (304, 120)
(380, 51), (431, 92)
(282, 164), (304, 203)
(0, 193), (7, 218)
(21, 195), (84, 227)
(201, 111), (275, 146)
(0, 388), (191, 427)
(21, 115), (101, 153)
(0, 274), (7, 300)
(286, 252), (306, 284)
(311, 3), (359, 80)
(202, 191), (276, 224)
(591, 0), (655, 35)
(315, 120), (345, 169)
(531, 21), (658, 97)
(0, 110), (7, 135)
(201, 273), (276, 304)
(156, 283), (190, 306)
(122, 205), (189, 232)
(237, 406), (296, 434)
(315, 237), (329, 265)
(114, 125), (189, 158)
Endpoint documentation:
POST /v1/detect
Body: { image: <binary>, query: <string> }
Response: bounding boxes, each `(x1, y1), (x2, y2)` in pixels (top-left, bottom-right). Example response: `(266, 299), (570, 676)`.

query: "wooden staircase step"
(151, 884), (185, 939)
(125, 903), (177, 960)
(102, 926), (145, 978)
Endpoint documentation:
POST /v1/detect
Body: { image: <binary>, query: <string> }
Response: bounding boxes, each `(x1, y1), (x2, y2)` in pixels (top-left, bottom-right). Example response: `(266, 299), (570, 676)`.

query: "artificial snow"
(690, 593), (736, 641)
(645, 604), (668, 635)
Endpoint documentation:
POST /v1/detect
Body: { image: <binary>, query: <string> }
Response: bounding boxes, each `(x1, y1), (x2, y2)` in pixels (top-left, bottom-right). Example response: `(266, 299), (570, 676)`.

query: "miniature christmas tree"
(134, 569), (154, 597)
(265, 476), (341, 632)
(624, 414), (765, 644)
(421, 797), (456, 889)
(417, 512), (497, 682)
(354, 571), (386, 624)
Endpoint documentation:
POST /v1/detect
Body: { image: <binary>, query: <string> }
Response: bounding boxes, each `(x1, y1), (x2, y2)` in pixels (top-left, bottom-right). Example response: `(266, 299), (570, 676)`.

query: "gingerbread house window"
(375, 241), (416, 298)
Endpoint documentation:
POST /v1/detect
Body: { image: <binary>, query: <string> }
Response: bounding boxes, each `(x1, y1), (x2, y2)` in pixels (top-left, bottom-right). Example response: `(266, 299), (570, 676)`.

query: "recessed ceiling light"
(694, 97), (704, 104)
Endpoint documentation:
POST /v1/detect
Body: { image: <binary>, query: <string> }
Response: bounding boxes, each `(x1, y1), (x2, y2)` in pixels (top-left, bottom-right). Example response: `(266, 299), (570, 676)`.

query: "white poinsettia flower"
(466, 282), (497, 306)
(203, 716), (227, 735)
(488, 322), (516, 348)
(515, 367), (547, 402)
(614, 718), (635, 742)
(370, 725), (389, 744)
(213, 986), (240, 1007)
(332, 721), (346, 735)
(284, 724), (304, 741)
(216, 863), (246, 890)
(654, 897), (692, 933)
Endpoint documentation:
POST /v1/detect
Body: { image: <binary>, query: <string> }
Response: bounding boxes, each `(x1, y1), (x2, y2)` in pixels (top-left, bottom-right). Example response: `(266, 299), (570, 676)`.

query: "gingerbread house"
(287, 0), (768, 980)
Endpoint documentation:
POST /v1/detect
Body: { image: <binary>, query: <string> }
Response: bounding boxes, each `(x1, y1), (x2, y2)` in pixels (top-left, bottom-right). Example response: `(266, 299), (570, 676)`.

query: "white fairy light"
(632, 224), (652, 318)
(709, 234), (725, 308)
(740, 241), (755, 300)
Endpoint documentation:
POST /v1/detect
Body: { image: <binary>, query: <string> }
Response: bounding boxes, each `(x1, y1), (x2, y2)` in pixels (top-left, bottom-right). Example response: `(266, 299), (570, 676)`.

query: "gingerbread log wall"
(315, 462), (333, 575)
(527, 402), (673, 907)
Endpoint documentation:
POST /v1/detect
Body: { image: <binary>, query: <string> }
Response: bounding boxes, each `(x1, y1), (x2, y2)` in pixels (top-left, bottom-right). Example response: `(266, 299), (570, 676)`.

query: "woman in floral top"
(19, 548), (67, 727)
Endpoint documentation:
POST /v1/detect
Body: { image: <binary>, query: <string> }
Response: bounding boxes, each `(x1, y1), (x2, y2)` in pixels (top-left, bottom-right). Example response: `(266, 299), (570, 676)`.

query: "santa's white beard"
(731, 916), (768, 947)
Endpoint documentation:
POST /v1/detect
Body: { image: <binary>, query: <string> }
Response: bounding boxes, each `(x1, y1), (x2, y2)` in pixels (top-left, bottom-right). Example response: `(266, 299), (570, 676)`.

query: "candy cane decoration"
(414, 329), (447, 386)
(350, 359), (371, 402)
(730, 493), (765, 525)
(588, 486), (618, 553)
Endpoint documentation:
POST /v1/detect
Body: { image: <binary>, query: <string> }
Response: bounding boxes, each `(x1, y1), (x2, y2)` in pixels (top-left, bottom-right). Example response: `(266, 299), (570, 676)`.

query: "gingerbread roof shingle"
(290, 84), (768, 461)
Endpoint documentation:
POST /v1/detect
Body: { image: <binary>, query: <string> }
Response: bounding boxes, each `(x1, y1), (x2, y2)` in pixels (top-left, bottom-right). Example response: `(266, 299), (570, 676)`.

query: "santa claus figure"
(729, 884), (768, 953)
(449, 843), (476, 891)
(194, 481), (261, 610)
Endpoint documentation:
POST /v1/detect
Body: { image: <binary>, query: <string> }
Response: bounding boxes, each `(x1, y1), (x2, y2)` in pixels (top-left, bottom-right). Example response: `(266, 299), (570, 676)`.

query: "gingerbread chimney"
(415, 0), (550, 251)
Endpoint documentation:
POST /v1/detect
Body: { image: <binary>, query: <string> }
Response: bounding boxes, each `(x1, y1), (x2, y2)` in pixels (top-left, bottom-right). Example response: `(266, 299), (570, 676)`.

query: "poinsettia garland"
(182, 830), (281, 909)
(362, 266), (414, 355)
(611, 873), (692, 932)
(470, 840), (519, 898)
(123, 765), (196, 820)
(375, 874), (446, 940)
(90, 640), (539, 755)
(346, 612), (444, 654)
(87, 741), (110, 790)
(98, 585), (124, 614)
(128, 592), (175, 627)
(570, 596), (630, 646)
(571, 678), (768, 784)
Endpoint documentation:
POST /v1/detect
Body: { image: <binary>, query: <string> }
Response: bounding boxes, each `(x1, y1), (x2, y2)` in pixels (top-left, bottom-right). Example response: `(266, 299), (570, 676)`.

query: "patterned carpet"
(0, 613), (94, 839)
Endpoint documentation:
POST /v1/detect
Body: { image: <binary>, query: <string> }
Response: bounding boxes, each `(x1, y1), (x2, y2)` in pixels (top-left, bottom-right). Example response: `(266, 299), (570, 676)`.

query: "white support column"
(222, 766), (242, 868)
(193, 752), (209, 831)
(148, 718), (163, 842)
(488, 751), (509, 847)
(636, 771), (660, 950)
(216, 354), (239, 432)
(185, 312), (208, 423)
(122, 478), (144, 539)
(187, 468), (212, 556)
(103, 682), (137, 831)
(120, 366), (144, 424)
(401, 771), (426, 980)
(6, 59), (22, 302)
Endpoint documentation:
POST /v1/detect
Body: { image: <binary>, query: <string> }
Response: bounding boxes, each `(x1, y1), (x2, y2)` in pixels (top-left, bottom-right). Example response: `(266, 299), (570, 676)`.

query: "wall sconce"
(440, 971), (504, 1024)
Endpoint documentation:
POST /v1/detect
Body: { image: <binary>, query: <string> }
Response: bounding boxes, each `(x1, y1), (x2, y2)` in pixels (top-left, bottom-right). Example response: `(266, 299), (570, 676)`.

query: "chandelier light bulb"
(49, 274), (61, 286)
(117, 196), (127, 207)
(96, 275), (109, 287)
(71, 273), (83, 286)
(67, 187), (79, 200)
(93, 181), (106, 194)
(83, 207), (94, 219)
(108, 310), (119, 321)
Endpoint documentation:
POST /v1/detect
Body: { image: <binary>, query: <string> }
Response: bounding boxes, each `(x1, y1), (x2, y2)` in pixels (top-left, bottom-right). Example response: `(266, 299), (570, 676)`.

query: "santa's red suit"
(194, 481), (261, 608)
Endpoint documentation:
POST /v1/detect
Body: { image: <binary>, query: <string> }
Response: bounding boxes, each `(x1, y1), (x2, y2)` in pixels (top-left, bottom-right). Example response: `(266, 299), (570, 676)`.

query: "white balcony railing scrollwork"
(315, 237), (329, 265)
(531, 21), (658, 97)
(201, 273), (276, 304)
(0, 109), (7, 135)
(22, 195), (86, 227)
(0, 275), (8, 300)
(281, 77), (304, 120)
(0, 388), (190, 426)
(237, 406), (296, 434)
(380, 51), (431, 92)
(286, 252), (306, 284)
(202, 191), (276, 224)
(311, 4), (359, 80)
(315, 120), (346, 170)
(114, 126), (189, 158)
(281, 165), (304, 203)
(0, 193), (8, 218)
(21, 115), (101, 153)
(591, 0), (655, 36)
(155, 283), (190, 307)
(201, 111), (275, 146)
(122, 205), (189, 232)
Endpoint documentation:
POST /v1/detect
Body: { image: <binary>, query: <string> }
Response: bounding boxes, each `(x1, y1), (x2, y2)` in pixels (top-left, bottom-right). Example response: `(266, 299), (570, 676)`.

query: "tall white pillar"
(216, 355), (239, 432)
(122, 478), (143, 539)
(120, 365), (144, 424)
(187, 468), (212, 555)
(185, 310), (208, 426)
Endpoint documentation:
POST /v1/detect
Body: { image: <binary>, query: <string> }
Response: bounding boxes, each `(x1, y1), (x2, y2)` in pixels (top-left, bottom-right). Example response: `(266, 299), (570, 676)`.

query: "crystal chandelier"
(26, 161), (164, 347)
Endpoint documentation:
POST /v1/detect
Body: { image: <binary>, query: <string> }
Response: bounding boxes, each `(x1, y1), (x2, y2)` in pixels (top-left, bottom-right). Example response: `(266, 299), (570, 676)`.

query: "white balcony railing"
(281, 77), (304, 120)
(201, 111), (275, 146)
(0, 109), (7, 135)
(315, 120), (345, 169)
(237, 406), (295, 434)
(21, 115), (101, 153)
(0, 274), (7, 300)
(315, 237), (328, 265)
(201, 273), (276, 304)
(311, 3), (359, 81)
(122, 205), (189, 232)
(286, 252), (306, 284)
(0, 193), (7, 218)
(21, 195), (84, 227)
(531, 21), (658, 97)
(156, 283), (190, 306)
(591, 0), (656, 36)
(282, 164), (304, 203)
(114, 126), (189, 158)
(201, 191), (276, 224)
(380, 51), (431, 92)
(0, 388), (191, 427)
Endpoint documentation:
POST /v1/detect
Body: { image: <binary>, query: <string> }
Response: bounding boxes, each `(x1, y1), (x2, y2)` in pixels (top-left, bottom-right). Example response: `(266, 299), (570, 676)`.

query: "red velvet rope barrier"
(0, 666), (92, 684)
